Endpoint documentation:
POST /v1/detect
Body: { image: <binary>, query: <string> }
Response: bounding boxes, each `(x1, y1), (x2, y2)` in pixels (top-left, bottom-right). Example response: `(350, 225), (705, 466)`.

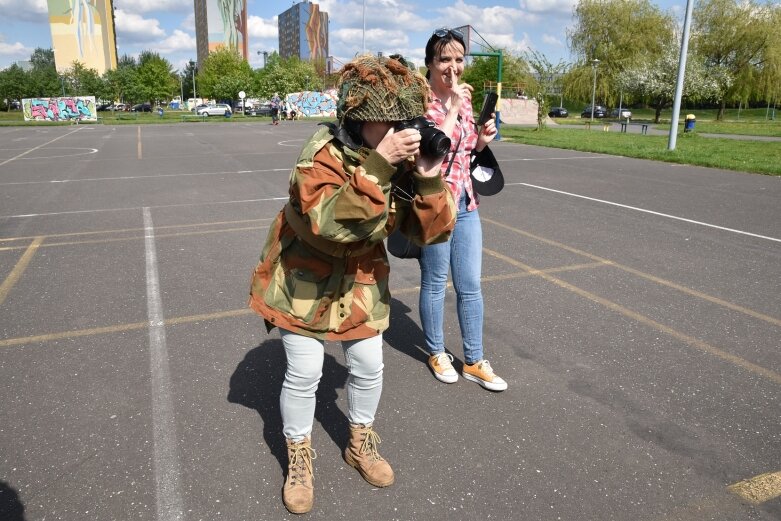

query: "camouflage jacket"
(249, 125), (456, 340)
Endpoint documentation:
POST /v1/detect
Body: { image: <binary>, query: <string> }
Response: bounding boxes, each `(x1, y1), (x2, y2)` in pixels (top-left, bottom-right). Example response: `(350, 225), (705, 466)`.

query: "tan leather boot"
(282, 438), (316, 514)
(343, 423), (394, 487)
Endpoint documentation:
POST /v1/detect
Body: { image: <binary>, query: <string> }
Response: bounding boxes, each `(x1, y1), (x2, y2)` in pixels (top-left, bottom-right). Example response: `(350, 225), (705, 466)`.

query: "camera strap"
(444, 129), (463, 178)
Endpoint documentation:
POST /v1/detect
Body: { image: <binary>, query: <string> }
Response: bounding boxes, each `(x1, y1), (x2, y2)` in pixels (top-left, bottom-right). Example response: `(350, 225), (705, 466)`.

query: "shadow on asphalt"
(227, 339), (350, 472)
(0, 481), (26, 521)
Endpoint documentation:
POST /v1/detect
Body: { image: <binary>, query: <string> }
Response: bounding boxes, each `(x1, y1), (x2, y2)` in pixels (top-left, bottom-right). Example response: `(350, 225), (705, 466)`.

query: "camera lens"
(420, 127), (451, 158)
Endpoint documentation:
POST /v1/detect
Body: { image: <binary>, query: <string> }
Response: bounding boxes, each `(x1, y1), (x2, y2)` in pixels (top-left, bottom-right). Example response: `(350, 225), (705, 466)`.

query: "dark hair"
(424, 28), (466, 75)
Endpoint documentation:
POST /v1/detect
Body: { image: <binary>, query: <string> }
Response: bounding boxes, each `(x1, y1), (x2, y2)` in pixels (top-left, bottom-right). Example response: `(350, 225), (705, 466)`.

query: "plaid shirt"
(426, 95), (480, 211)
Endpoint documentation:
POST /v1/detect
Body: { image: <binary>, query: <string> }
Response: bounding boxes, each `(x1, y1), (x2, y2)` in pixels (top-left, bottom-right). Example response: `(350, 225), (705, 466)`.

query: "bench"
(620, 121), (649, 134)
(584, 120), (612, 131)
(181, 114), (207, 122)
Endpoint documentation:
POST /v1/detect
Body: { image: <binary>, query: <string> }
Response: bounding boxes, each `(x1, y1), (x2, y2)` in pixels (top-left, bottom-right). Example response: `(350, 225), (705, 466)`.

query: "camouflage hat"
(337, 54), (429, 123)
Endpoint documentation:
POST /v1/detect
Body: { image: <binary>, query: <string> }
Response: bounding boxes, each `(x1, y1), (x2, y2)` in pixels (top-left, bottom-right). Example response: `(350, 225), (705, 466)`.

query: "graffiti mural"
(284, 90), (338, 118)
(23, 97), (98, 122)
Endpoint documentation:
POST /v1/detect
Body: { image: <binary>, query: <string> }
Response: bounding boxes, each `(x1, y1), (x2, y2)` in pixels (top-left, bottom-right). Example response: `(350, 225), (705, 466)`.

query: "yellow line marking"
(482, 247), (781, 386)
(0, 263), (600, 347)
(137, 126), (142, 160)
(0, 218), (273, 243)
(482, 217), (781, 327)
(0, 237), (43, 306)
(728, 471), (781, 504)
(0, 225), (268, 251)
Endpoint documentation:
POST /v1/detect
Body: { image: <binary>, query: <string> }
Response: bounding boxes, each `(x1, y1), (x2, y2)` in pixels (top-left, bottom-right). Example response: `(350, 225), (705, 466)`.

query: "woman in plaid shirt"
(419, 28), (508, 392)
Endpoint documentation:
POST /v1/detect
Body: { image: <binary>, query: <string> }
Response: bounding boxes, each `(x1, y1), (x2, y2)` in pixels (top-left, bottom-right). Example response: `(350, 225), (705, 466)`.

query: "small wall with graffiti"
(23, 96), (98, 122)
(284, 90), (338, 118)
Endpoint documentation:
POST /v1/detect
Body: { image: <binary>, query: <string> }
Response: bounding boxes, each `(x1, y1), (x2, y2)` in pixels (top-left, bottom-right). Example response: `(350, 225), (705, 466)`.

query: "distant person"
(270, 93), (281, 125)
(418, 28), (507, 392)
(248, 54), (456, 514)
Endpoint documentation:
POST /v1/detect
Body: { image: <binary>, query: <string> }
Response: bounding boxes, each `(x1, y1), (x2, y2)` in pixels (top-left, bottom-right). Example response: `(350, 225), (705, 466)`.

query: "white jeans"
(279, 329), (384, 441)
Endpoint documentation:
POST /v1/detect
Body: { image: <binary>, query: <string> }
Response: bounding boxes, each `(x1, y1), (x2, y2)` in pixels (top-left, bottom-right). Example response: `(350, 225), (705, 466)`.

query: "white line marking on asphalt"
(0, 127), (83, 167)
(500, 155), (611, 161)
(510, 182), (781, 243)
(2, 196), (289, 219)
(0, 168), (289, 186)
(143, 207), (184, 521)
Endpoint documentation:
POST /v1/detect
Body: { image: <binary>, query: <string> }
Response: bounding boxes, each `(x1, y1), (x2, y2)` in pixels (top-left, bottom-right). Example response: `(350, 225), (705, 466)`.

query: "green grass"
(500, 126), (781, 176)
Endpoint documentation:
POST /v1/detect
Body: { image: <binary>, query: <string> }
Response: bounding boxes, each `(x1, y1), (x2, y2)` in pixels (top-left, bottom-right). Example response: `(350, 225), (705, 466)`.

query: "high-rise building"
(278, 1), (329, 62)
(193, 0), (249, 66)
(47, 0), (118, 74)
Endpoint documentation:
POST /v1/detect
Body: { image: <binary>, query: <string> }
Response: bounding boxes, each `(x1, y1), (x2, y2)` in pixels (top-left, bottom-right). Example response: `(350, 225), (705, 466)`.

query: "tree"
(693, 0), (778, 119)
(0, 64), (30, 111)
(136, 51), (177, 105)
(524, 50), (568, 129)
(63, 61), (104, 96)
(619, 41), (727, 122)
(253, 53), (323, 100)
(197, 47), (253, 103)
(28, 47), (60, 97)
(566, 0), (675, 105)
(460, 51), (532, 113)
(103, 55), (140, 103)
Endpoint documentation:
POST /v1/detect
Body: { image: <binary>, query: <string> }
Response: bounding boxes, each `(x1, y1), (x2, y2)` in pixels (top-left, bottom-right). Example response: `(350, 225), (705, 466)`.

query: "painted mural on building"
(23, 97), (98, 122)
(47, 0), (118, 74)
(207, 0), (248, 59)
(285, 90), (337, 118)
(304, 3), (328, 60)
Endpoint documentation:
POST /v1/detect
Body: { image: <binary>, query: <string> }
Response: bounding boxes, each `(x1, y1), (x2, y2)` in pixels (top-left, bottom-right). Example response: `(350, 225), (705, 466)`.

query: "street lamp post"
(590, 58), (600, 122)
(191, 61), (197, 104)
(257, 50), (268, 68)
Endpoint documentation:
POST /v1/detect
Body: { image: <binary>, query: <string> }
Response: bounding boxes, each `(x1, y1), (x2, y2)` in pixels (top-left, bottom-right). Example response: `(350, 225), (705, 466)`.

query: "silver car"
(196, 103), (232, 116)
(610, 107), (632, 119)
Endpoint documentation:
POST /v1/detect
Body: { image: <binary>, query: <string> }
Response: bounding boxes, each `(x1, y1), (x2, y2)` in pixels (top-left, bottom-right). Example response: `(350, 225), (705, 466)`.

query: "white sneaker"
(428, 353), (458, 383)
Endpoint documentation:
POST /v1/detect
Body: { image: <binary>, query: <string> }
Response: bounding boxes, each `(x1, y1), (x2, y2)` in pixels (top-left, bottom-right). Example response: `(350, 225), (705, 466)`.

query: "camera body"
(395, 117), (451, 159)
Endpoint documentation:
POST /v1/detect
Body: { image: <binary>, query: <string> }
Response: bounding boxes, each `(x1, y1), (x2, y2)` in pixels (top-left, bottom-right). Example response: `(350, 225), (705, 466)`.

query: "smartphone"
(477, 92), (498, 126)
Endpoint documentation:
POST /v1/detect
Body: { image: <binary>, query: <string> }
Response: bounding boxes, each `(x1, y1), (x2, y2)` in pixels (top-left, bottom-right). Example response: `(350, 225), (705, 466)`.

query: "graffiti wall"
(207, 0), (248, 59)
(23, 97), (98, 122)
(285, 90), (337, 118)
(47, 0), (118, 74)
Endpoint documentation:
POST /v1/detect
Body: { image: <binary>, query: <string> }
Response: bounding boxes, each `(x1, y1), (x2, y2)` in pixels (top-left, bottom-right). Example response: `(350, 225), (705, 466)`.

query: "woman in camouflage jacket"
(248, 55), (455, 514)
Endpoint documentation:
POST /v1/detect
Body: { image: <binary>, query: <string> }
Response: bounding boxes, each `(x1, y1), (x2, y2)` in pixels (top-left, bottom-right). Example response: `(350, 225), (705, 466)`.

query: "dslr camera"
(395, 117), (451, 159)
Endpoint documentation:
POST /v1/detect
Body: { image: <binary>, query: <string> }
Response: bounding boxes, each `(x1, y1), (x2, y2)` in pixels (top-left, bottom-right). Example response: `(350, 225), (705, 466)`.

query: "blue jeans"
(419, 193), (483, 364)
(279, 329), (384, 441)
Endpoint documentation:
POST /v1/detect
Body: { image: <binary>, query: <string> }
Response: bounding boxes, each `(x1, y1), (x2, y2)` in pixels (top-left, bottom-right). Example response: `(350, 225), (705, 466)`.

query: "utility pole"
(668, 0), (694, 151)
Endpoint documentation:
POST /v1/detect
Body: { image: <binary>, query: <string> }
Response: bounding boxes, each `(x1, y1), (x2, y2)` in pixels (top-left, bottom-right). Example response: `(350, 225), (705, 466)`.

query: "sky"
(0, 0), (685, 72)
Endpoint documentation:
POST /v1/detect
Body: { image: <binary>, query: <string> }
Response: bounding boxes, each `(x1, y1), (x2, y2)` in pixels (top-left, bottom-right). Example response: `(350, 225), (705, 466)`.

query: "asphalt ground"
(0, 121), (779, 521)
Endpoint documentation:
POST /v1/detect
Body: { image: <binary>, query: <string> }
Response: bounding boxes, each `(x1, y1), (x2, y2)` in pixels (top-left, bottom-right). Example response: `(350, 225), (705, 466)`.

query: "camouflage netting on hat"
(337, 54), (429, 123)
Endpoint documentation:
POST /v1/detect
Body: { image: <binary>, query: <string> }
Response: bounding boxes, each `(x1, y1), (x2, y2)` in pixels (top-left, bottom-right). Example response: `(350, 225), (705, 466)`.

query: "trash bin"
(684, 114), (695, 132)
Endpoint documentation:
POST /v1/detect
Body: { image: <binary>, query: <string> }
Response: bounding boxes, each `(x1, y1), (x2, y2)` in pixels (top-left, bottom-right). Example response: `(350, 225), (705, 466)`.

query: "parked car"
(581, 105), (607, 118)
(196, 103), (232, 116)
(246, 103), (273, 116)
(109, 103), (128, 111)
(548, 106), (569, 118)
(131, 103), (152, 112)
(610, 107), (632, 119)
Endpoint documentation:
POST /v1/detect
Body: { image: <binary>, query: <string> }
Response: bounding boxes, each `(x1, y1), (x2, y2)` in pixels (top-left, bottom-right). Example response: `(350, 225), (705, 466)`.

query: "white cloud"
(520, 0), (577, 15)
(542, 34), (564, 47)
(116, 0), (191, 15)
(0, 0), (47, 22)
(115, 8), (166, 43)
(247, 15), (278, 39)
(180, 13), (195, 32)
(0, 38), (32, 59)
(156, 29), (196, 54)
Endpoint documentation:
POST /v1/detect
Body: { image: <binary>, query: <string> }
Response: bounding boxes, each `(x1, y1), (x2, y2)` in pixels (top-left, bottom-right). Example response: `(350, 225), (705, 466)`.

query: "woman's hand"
(477, 113), (498, 151)
(375, 127), (422, 165)
(447, 68), (473, 113)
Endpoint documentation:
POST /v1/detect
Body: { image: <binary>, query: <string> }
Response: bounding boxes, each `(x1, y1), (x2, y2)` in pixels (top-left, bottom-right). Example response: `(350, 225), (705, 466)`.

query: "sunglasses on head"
(432, 28), (464, 41)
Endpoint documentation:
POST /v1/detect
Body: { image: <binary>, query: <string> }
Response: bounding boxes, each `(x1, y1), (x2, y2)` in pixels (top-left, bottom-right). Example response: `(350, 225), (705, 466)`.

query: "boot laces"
(359, 428), (384, 462)
(289, 444), (317, 485)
